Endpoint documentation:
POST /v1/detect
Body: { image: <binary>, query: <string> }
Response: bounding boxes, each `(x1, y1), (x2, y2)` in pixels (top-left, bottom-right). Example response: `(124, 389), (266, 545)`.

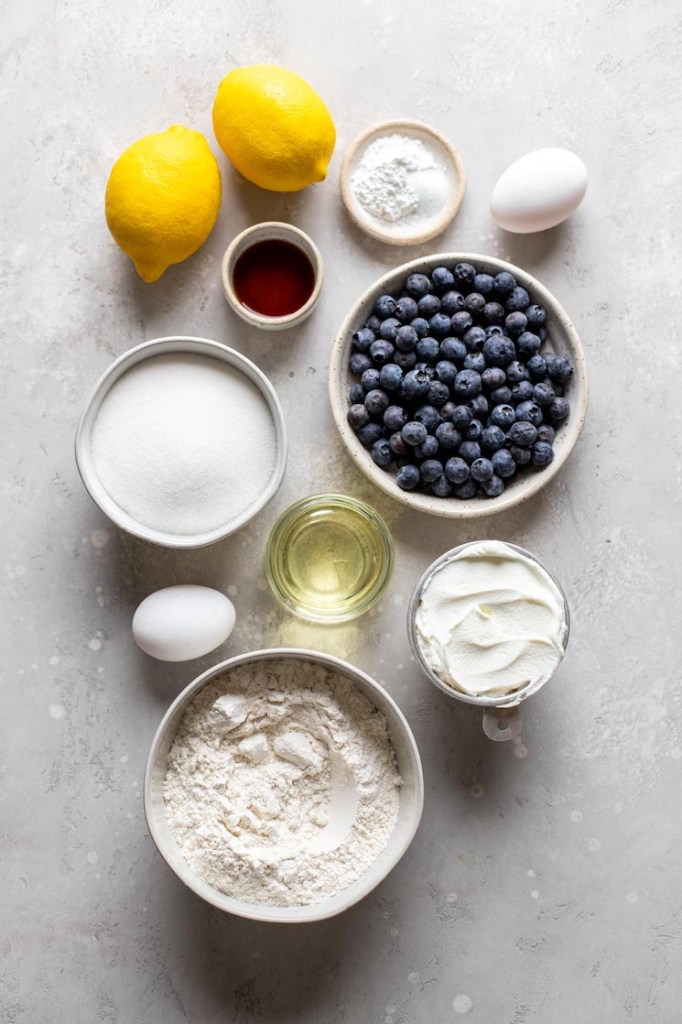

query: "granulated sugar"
(91, 353), (276, 535)
(164, 658), (402, 907)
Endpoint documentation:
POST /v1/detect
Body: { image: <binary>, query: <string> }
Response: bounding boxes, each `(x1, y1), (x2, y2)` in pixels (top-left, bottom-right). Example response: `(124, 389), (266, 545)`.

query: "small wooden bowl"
(340, 119), (466, 246)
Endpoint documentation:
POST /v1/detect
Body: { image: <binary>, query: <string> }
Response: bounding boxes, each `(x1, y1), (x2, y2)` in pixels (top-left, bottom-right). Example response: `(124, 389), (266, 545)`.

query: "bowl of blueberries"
(329, 253), (588, 517)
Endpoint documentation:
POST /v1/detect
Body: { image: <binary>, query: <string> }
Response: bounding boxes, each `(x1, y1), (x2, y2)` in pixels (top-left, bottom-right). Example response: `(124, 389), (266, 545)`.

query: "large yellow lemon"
(105, 125), (222, 283)
(212, 65), (336, 192)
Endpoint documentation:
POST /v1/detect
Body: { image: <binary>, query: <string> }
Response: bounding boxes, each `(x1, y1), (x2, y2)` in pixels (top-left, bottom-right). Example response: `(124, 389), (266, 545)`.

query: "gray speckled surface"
(3, 0), (681, 1020)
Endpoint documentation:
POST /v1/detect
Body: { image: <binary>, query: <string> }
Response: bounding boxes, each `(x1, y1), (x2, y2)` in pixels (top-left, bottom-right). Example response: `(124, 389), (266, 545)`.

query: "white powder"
(351, 134), (450, 224)
(164, 658), (402, 907)
(91, 353), (276, 535)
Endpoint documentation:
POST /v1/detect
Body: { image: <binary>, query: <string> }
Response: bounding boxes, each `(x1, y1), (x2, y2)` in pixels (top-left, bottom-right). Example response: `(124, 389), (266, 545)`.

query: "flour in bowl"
(164, 658), (402, 906)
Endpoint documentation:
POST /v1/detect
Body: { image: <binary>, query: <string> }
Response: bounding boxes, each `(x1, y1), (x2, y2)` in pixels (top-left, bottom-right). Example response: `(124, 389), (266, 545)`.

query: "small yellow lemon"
(212, 65), (336, 192)
(105, 125), (222, 283)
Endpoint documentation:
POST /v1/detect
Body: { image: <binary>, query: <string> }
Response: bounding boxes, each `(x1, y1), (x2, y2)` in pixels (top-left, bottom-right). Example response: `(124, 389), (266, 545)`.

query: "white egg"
(132, 585), (236, 662)
(491, 148), (587, 234)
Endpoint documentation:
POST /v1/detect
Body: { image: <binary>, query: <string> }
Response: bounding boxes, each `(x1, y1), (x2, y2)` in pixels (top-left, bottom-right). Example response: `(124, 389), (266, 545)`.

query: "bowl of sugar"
(75, 336), (287, 548)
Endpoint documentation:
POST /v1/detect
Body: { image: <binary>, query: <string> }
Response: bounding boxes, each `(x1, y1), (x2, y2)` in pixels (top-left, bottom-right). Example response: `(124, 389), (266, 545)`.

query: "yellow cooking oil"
(265, 494), (394, 622)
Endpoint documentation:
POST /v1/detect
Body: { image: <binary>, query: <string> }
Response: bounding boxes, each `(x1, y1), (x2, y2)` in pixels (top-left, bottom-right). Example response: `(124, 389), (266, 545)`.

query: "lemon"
(105, 125), (222, 283)
(212, 65), (335, 192)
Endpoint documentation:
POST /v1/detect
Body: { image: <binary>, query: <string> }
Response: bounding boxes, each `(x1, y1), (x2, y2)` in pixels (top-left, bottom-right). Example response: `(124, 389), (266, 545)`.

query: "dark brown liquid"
(233, 239), (315, 317)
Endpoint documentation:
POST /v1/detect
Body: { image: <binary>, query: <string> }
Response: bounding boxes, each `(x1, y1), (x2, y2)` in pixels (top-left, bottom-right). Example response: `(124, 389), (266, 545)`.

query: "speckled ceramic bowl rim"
(406, 541), (571, 708)
(340, 119), (467, 246)
(221, 222), (324, 330)
(329, 252), (588, 519)
(75, 336), (288, 548)
(143, 647), (424, 923)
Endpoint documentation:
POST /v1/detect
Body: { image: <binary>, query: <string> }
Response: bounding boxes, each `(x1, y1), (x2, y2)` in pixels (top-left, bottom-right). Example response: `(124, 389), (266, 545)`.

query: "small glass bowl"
(265, 493), (394, 623)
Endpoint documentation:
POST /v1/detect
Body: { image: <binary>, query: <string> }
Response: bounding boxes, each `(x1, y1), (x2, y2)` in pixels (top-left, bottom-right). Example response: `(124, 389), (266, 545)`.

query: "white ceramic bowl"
(329, 252), (588, 519)
(144, 648), (424, 923)
(221, 222), (323, 330)
(340, 119), (466, 246)
(75, 336), (287, 548)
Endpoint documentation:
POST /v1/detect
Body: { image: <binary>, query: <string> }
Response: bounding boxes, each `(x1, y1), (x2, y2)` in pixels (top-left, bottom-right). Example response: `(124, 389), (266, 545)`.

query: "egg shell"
(132, 585), (236, 662)
(491, 148), (587, 234)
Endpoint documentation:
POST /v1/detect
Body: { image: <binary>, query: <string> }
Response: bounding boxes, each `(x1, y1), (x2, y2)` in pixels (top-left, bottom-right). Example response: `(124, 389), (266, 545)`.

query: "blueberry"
(347, 404), (369, 429)
(415, 435), (440, 459)
(374, 294), (396, 319)
(395, 296), (419, 324)
(440, 401), (458, 421)
(547, 356), (573, 384)
(395, 325), (418, 352)
(465, 418), (483, 441)
(384, 405), (407, 431)
(395, 350), (418, 370)
(431, 266), (455, 293)
(450, 311), (474, 335)
(454, 479), (477, 499)
(538, 325), (549, 342)
(429, 312), (452, 337)
(549, 397), (570, 423)
(482, 367), (506, 391)
(517, 332), (542, 359)
(401, 421), (428, 447)
(510, 380), (534, 405)
(483, 301), (505, 324)
(494, 271), (516, 298)
(451, 405), (473, 428)
(349, 383), (364, 404)
(533, 382), (555, 406)
(415, 336), (440, 363)
(350, 353), (372, 376)
(435, 421), (461, 450)
(468, 394), (489, 420)
(506, 360), (528, 384)
(472, 273), (495, 295)
(414, 362), (436, 379)
(454, 262), (476, 287)
(505, 311), (527, 336)
(414, 405), (441, 432)
(420, 459), (443, 484)
(364, 389), (389, 416)
(400, 369), (431, 401)
(389, 431), (408, 455)
(552, 383), (564, 397)
(370, 339), (395, 365)
(480, 474), (504, 498)
(526, 354), (547, 381)
(525, 304), (546, 327)
(531, 441), (554, 467)
(444, 457), (470, 484)
(506, 286), (530, 312)
(430, 474), (452, 497)
(491, 448), (516, 478)
(435, 360), (458, 385)
(379, 318), (401, 343)
(515, 401), (543, 427)
(411, 317), (430, 338)
(470, 457), (494, 483)
(453, 369), (482, 398)
(364, 315), (381, 333)
(361, 367), (381, 392)
(537, 424), (556, 445)
(481, 425), (506, 452)
(396, 464), (421, 490)
(379, 363), (403, 392)
(353, 327), (375, 352)
(463, 326), (487, 352)
(509, 444), (532, 465)
(441, 290), (466, 315)
(464, 352), (486, 374)
(508, 420), (538, 446)
(458, 440), (482, 464)
(357, 422), (384, 447)
(440, 336), (467, 362)
(485, 324), (505, 338)
(418, 293), (441, 318)
(428, 381), (450, 407)
(490, 404), (516, 430)
(371, 438), (393, 467)
(464, 292), (486, 316)
(490, 386), (512, 406)
(483, 335), (516, 367)
(405, 274), (432, 299)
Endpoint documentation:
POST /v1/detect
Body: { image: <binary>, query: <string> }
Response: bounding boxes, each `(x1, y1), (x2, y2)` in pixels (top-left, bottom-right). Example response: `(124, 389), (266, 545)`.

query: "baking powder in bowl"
(90, 353), (276, 535)
(164, 658), (402, 907)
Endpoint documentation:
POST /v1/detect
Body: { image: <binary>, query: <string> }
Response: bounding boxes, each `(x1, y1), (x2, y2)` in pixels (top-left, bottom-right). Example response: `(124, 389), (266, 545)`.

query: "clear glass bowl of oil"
(265, 493), (394, 623)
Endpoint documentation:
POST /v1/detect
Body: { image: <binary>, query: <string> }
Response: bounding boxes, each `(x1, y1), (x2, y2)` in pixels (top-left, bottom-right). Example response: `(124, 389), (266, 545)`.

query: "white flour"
(351, 133), (449, 224)
(164, 658), (402, 907)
